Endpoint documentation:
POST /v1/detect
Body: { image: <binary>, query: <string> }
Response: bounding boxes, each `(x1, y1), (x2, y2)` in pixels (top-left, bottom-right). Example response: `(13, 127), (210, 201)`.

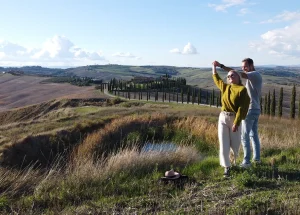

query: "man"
(213, 58), (262, 168)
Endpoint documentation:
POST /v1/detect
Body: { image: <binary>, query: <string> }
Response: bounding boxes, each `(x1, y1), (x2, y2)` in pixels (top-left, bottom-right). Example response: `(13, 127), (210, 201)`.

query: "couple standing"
(212, 58), (262, 177)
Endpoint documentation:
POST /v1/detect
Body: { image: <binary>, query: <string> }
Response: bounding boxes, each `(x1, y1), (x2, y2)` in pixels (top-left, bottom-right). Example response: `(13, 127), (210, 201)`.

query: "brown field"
(0, 74), (108, 112)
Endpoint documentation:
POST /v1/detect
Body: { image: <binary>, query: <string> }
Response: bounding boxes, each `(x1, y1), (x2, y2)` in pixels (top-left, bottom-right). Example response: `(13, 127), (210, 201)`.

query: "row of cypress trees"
(101, 79), (299, 119)
(263, 85), (299, 119)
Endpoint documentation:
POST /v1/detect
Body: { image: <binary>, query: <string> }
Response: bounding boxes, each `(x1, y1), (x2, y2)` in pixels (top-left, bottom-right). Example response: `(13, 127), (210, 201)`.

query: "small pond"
(141, 142), (178, 152)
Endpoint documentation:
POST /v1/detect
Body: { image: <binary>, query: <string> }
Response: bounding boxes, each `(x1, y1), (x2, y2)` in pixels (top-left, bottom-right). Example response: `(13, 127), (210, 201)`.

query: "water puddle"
(141, 142), (177, 152)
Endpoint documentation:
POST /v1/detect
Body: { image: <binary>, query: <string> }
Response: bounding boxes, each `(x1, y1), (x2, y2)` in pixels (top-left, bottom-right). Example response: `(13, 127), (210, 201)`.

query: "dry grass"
(74, 113), (171, 159)
(259, 115), (300, 149)
(0, 166), (45, 198)
(0, 100), (300, 214)
(172, 116), (218, 147)
(70, 145), (200, 181)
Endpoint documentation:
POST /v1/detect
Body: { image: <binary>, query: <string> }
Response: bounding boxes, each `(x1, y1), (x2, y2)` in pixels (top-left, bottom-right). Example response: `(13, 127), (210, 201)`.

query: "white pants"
(218, 112), (241, 167)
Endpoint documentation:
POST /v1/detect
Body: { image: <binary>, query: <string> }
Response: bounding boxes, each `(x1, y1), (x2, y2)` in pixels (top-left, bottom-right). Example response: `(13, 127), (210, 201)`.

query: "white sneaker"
(240, 163), (251, 168)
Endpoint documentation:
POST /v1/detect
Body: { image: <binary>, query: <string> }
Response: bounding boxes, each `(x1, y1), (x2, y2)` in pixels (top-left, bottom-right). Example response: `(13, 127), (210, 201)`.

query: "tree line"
(263, 85), (299, 119)
(99, 76), (222, 108)
(98, 76), (299, 120)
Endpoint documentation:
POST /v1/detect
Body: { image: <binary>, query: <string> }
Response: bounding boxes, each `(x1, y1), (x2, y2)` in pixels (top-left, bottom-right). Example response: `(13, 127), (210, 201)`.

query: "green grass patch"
(183, 156), (219, 180)
(0, 196), (8, 210)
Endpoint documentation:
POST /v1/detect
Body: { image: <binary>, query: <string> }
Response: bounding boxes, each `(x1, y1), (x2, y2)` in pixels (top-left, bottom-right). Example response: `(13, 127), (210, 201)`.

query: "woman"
(212, 61), (250, 177)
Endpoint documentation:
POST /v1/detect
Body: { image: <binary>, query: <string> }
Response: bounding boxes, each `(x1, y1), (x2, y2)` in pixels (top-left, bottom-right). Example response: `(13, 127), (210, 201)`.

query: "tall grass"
(74, 113), (171, 159)
(259, 115), (300, 149)
(0, 145), (200, 214)
(1, 100), (300, 213)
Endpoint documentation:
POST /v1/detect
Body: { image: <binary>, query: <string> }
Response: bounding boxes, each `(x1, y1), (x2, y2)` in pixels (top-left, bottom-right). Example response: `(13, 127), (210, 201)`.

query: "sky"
(1, 0), (300, 68)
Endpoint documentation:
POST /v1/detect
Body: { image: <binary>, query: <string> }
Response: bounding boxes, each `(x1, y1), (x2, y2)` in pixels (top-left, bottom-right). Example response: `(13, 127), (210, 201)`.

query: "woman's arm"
(212, 62), (226, 92)
(212, 64), (217, 75)
(213, 60), (233, 72)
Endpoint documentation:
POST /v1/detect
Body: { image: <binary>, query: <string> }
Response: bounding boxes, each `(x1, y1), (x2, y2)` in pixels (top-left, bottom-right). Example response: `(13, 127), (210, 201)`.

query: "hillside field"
(0, 65), (300, 214)
(0, 73), (109, 112)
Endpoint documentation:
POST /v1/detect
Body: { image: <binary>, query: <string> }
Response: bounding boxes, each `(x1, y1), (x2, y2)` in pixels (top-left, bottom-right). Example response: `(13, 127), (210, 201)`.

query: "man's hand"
(240, 72), (248, 79)
(212, 61), (221, 67)
(232, 124), (238, 132)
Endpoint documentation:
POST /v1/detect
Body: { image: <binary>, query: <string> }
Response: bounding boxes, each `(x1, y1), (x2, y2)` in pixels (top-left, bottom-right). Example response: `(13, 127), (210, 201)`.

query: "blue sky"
(1, 0), (300, 68)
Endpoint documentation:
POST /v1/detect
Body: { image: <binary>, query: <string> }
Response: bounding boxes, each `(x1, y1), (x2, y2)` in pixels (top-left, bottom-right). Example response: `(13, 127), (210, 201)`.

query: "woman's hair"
(227, 70), (242, 85)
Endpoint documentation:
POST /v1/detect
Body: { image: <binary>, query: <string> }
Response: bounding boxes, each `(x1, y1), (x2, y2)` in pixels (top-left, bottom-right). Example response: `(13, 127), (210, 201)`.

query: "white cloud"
(260, 10), (300, 24)
(170, 42), (197, 55)
(32, 35), (74, 59)
(0, 35), (106, 66)
(112, 52), (136, 58)
(0, 41), (31, 58)
(250, 21), (300, 58)
(182, 43), (197, 54)
(208, 0), (246, 12)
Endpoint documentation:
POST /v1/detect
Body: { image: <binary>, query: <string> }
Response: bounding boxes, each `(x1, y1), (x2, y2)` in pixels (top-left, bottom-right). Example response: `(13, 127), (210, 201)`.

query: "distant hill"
(1, 64), (300, 88)
(0, 74), (108, 112)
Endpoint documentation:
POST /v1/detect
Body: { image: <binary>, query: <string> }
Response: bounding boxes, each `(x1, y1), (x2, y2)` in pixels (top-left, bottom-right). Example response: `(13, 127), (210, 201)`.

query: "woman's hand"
(232, 124), (238, 132)
(212, 61), (220, 67)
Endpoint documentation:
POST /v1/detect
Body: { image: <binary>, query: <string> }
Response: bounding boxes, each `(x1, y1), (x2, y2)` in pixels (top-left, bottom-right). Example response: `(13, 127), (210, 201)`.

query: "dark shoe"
(223, 167), (230, 178)
(253, 160), (261, 164)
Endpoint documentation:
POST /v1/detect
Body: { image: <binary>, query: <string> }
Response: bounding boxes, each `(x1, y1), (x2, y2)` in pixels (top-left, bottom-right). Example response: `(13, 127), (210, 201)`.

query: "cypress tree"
(198, 88), (201, 105)
(134, 84), (136, 99)
(187, 87), (190, 104)
(209, 93), (213, 107)
(290, 84), (296, 119)
(176, 90), (179, 103)
(264, 94), (267, 115)
(278, 87), (283, 118)
(206, 91), (209, 105)
(181, 88), (184, 104)
(212, 89), (215, 106)
(267, 90), (271, 115)
(271, 89), (276, 116)
(192, 88), (195, 104)
(164, 89), (167, 100)
(172, 88), (175, 101)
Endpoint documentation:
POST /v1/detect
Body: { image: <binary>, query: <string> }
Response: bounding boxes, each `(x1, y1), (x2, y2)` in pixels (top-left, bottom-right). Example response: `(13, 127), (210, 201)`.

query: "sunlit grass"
(0, 98), (300, 214)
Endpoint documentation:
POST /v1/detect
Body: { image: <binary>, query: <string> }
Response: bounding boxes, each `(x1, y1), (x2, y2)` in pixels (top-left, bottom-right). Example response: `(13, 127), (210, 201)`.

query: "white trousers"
(218, 112), (241, 167)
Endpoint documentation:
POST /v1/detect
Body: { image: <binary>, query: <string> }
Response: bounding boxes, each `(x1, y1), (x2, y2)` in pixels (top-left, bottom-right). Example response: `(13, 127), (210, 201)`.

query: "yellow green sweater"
(213, 74), (250, 126)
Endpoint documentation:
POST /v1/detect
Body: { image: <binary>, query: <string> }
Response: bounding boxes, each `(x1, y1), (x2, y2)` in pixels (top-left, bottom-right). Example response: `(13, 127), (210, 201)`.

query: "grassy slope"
(0, 65), (300, 213)
(0, 98), (300, 214)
